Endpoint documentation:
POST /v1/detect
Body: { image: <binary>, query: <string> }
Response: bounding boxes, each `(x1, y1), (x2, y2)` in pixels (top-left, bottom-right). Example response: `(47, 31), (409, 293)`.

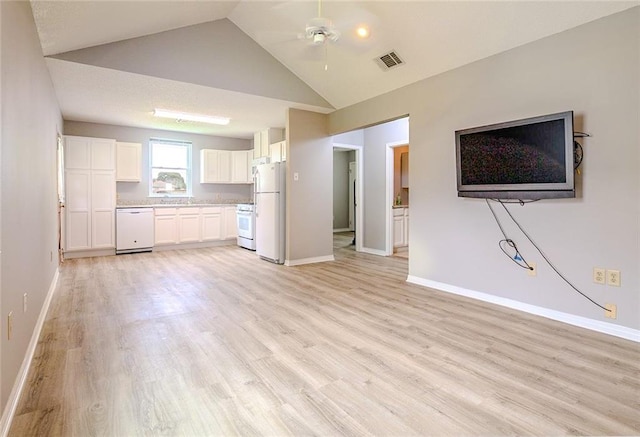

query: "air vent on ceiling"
(375, 50), (405, 71)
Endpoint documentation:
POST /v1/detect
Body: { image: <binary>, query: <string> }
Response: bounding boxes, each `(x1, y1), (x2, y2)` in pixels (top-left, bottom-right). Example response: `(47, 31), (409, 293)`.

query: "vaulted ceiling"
(30, 1), (638, 139)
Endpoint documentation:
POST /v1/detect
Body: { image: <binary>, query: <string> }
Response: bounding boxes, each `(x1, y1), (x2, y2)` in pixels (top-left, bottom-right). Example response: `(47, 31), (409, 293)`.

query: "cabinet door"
(178, 209), (201, 243)
(260, 130), (270, 158)
(270, 141), (282, 163)
(65, 170), (91, 250)
(91, 138), (116, 170)
(202, 208), (222, 241)
(223, 207), (238, 239)
(116, 142), (141, 182)
(217, 150), (231, 182)
(91, 171), (115, 248)
(231, 150), (251, 183)
(92, 210), (115, 248)
(200, 149), (218, 183)
(154, 215), (178, 245)
(393, 215), (405, 248)
(401, 152), (409, 188)
(64, 136), (91, 169)
(404, 210), (409, 246)
(253, 132), (262, 159)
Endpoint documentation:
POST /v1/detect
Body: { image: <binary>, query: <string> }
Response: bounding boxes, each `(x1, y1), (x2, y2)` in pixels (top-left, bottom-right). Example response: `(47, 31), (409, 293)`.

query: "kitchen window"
(149, 138), (192, 197)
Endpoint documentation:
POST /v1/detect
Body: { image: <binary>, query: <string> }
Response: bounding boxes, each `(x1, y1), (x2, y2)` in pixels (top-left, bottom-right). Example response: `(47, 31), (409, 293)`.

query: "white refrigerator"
(255, 162), (286, 264)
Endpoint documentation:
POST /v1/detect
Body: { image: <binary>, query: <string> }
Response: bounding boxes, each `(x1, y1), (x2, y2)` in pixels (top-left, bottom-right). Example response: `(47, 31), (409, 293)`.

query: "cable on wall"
(486, 199), (611, 312)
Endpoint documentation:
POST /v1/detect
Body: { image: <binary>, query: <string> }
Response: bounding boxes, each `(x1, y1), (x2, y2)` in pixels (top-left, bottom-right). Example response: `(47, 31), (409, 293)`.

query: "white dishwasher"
(116, 208), (154, 254)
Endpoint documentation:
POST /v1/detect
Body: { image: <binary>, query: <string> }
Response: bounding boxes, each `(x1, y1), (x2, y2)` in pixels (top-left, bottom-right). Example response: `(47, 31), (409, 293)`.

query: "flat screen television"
(455, 111), (575, 200)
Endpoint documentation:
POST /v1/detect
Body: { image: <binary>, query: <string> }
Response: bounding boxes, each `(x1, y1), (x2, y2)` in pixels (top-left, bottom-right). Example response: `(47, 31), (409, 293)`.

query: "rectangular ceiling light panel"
(153, 108), (230, 125)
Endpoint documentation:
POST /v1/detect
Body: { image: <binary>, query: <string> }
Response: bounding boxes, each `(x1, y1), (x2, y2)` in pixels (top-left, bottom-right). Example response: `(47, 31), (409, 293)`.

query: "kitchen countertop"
(117, 203), (239, 209)
(392, 205), (409, 209)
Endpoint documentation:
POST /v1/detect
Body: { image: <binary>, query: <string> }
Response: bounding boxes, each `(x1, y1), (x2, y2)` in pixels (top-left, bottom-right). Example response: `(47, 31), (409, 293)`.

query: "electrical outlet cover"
(593, 267), (605, 284)
(606, 270), (621, 287)
(604, 303), (617, 319)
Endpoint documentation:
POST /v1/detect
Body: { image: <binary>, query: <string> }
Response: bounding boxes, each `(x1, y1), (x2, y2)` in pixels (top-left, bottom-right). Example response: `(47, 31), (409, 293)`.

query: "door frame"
(332, 143), (363, 253)
(385, 140), (409, 256)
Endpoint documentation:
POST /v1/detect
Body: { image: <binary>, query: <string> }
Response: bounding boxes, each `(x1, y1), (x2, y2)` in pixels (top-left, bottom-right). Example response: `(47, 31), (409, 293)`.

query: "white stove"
(236, 203), (256, 250)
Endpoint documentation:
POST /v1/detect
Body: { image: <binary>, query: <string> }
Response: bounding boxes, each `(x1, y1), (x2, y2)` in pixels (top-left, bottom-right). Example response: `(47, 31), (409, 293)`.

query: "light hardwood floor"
(9, 240), (640, 436)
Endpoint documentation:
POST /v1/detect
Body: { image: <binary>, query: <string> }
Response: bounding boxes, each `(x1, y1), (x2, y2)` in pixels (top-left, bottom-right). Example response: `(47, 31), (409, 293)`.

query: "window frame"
(148, 138), (192, 198)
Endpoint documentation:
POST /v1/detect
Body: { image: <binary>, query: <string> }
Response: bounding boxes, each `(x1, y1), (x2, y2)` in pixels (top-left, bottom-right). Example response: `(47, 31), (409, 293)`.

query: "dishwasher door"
(116, 208), (154, 254)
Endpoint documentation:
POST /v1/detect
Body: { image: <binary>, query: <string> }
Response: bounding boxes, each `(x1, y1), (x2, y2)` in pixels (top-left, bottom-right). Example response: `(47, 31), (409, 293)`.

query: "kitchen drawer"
(201, 207), (223, 214)
(155, 207), (177, 216)
(178, 207), (201, 215)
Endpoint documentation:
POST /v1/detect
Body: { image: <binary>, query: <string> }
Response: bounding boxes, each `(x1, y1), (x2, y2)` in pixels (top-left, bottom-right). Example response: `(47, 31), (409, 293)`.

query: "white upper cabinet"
(201, 149), (252, 184)
(116, 142), (142, 182)
(253, 128), (284, 159)
(270, 141), (287, 163)
(231, 150), (252, 183)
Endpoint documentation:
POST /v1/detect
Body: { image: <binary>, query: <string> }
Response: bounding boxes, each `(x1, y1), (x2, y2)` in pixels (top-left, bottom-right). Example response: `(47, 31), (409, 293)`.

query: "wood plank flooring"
(9, 239), (640, 436)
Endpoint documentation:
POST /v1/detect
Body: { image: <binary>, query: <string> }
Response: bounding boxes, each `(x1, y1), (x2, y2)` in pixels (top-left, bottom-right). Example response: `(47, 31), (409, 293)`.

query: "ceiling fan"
(300, 0), (340, 70)
(303, 1), (340, 46)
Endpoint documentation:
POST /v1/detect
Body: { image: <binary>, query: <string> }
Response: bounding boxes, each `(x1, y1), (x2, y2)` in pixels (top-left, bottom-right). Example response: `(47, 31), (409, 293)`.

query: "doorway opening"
(385, 141), (409, 257)
(332, 143), (363, 254)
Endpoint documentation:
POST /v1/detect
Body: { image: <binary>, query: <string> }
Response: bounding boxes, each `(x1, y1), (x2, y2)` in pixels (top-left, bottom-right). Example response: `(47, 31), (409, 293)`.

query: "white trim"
(332, 143), (363, 253)
(285, 255), (335, 266)
(407, 275), (640, 343)
(385, 140), (409, 256)
(333, 228), (351, 233)
(0, 268), (60, 437)
(361, 247), (388, 257)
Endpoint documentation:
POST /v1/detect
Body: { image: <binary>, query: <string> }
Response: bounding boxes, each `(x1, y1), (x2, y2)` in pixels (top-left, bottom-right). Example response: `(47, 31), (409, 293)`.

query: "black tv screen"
(455, 111), (575, 200)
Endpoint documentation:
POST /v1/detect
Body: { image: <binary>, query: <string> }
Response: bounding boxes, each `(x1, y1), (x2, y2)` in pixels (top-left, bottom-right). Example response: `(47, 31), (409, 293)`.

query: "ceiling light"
(153, 108), (230, 126)
(356, 26), (370, 38)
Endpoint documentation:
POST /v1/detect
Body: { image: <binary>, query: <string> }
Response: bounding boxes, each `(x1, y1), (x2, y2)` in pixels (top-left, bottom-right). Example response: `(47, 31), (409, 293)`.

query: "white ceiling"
(30, 0), (638, 139)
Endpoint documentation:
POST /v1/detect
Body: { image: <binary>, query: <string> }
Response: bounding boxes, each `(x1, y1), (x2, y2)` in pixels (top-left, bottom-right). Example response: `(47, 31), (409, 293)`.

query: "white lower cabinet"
(223, 207), (238, 239)
(178, 209), (201, 243)
(393, 207), (409, 248)
(154, 206), (237, 246)
(154, 208), (178, 245)
(201, 207), (223, 241)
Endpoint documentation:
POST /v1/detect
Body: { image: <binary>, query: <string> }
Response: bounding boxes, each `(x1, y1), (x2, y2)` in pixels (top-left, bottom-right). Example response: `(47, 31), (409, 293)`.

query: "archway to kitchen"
(332, 142), (363, 254)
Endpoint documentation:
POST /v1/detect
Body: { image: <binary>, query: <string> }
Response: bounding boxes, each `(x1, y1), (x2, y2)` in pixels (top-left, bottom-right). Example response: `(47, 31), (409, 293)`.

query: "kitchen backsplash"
(116, 197), (251, 206)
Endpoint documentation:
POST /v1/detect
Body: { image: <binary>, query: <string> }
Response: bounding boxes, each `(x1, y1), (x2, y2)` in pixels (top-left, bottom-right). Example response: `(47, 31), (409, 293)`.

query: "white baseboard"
(407, 275), (640, 343)
(285, 255), (335, 266)
(333, 228), (351, 233)
(0, 268), (60, 437)
(361, 247), (388, 257)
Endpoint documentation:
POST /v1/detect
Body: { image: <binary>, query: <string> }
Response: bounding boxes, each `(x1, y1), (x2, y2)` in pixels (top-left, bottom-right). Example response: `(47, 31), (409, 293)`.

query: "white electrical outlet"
(606, 270), (621, 287)
(23, 293), (28, 313)
(527, 262), (537, 277)
(593, 267), (605, 284)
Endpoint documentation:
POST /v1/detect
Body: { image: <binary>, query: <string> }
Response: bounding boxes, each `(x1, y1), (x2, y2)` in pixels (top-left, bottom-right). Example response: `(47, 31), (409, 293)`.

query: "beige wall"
(1, 1), (62, 408)
(329, 8), (640, 330)
(286, 109), (333, 262)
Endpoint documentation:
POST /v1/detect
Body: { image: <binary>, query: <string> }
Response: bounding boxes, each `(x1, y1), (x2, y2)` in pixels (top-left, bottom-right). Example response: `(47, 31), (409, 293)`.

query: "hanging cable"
(486, 200), (533, 270)
(495, 200), (611, 312)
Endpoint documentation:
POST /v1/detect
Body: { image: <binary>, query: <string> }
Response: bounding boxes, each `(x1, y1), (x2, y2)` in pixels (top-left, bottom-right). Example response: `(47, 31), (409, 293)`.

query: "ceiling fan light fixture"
(356, 26), (370, 38)
(153, 108), (230, 126)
